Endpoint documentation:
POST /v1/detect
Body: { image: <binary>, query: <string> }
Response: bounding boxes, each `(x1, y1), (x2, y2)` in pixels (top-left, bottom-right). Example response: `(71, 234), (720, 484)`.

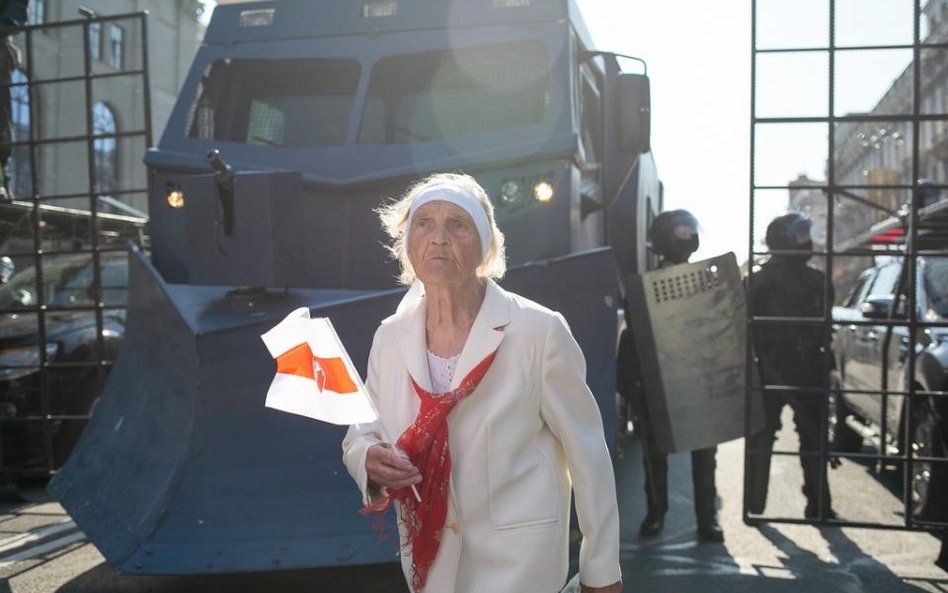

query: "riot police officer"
(746, 212), (836, 520)
(616, 209), (724, 542)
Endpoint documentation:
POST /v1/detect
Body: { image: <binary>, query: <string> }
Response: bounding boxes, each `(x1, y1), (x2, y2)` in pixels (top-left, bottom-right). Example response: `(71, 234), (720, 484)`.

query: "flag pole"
(327, 320), (422, 503)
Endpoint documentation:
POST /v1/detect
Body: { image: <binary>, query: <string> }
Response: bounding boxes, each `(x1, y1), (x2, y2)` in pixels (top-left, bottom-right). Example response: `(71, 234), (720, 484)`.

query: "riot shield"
(627, 252), (762, 453)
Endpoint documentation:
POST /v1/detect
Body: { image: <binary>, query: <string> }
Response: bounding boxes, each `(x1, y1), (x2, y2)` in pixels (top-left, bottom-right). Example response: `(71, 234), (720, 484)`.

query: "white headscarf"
(406, 182), (492, 261)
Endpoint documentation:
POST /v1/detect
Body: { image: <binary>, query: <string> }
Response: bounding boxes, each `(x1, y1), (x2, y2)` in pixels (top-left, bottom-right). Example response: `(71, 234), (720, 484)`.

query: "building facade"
(790, 0), (948, 249)
(9, 0), (204, 215)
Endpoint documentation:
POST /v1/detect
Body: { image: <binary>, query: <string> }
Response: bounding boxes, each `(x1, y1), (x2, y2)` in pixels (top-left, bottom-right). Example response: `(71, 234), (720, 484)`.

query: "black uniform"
(615, 208), (722, 541)
(616, 301), (718, 524)
(746, 255), (835, 518)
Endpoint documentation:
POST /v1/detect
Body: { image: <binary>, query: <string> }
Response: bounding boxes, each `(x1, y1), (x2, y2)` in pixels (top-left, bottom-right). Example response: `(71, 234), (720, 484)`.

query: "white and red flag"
(261, 307), (377, 425)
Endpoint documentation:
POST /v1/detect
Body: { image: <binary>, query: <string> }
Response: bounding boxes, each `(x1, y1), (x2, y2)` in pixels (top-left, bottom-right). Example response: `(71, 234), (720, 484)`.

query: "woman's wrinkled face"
(407, 200), (483, 286)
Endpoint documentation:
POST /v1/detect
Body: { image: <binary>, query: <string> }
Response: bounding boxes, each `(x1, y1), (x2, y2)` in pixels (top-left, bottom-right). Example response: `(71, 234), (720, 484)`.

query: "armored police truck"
(50, 0), (659, 575)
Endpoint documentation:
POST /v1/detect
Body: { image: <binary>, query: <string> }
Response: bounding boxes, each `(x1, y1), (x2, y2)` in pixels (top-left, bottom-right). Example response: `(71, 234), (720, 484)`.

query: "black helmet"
(649, 209), (699, 263)
(765, 212), (813, 251)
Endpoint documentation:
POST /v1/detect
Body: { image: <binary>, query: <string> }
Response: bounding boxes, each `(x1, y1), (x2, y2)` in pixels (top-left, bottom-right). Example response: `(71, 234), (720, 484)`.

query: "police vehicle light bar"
(871, 227), (905, 244)
(363, 1), (398, 17)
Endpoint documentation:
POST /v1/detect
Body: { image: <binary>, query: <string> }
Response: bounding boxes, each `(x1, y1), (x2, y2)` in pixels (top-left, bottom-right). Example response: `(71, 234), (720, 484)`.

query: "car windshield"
(0, 254), (128, 310)
(924, 257), (948, 317)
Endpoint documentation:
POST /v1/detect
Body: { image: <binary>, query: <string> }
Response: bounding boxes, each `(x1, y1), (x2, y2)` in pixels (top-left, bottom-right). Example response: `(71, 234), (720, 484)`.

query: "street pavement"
(2, 415), (947, 593)
(614, 432), (947, 593)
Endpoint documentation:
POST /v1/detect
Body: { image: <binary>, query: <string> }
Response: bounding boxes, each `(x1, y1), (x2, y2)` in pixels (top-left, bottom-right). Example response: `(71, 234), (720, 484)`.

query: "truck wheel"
(909, 396), (948, 523)
(828, 381), (863, 453)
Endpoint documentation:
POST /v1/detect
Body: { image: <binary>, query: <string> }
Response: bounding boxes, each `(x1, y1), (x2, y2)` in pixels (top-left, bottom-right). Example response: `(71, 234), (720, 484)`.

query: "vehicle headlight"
(0, 343), (59, 382)
(496, 174), (556, 208)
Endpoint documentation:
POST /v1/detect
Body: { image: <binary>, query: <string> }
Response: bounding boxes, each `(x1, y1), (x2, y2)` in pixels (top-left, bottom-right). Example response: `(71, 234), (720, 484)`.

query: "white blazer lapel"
(394, 290), (433, 393)
(451, 280), (509, 390)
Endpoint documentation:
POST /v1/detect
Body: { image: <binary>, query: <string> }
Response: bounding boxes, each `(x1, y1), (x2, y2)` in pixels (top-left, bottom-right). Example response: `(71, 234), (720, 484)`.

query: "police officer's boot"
(693, 448), (724, 542)
(803, 486), (836, 520)
(639, 509), (664, 537)
(745, 430), (775, 514)
(639, 441), (667, 537)
(639, 483), (666, 537)
(802, 470), (836, 520)
(696, 512), (723, 543)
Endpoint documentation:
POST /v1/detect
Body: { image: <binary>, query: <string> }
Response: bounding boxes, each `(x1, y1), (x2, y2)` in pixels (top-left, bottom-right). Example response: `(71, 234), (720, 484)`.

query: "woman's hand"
(365, 443), (421, 490)
(581, 581), (622, 593)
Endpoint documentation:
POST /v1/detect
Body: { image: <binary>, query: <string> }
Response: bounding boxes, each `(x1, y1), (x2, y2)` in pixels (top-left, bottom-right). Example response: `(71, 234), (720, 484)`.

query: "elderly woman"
(342, 173), (622, 593)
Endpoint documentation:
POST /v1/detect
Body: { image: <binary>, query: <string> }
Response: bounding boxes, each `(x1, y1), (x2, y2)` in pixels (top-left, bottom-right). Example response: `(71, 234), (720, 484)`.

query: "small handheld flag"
(261, 307), (421, 502)
(261, 307), (377, 425)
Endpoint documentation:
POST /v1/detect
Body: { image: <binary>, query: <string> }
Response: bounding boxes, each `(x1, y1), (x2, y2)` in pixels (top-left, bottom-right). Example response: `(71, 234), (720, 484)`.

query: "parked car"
(831, 244), (948, 524)
(0, 251), (128, 473)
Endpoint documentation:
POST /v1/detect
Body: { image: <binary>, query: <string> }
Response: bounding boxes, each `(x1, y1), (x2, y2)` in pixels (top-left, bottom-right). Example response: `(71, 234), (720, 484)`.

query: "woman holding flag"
(342, 173), (622, 593)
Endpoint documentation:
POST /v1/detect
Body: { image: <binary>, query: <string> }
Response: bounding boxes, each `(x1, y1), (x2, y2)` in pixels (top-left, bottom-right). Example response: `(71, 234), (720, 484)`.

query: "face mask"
(775, 239), (813, 264)
(665, 235), (699, 263)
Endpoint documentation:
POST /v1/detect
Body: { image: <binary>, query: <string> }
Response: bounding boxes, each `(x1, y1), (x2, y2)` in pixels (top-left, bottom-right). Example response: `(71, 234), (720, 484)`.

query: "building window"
(92, 101), (117, 196)
(88, 22), (101, 61)
(109, 24), (124, 69)
(27, 0), (44, 25)
(9, 68), (31, 197)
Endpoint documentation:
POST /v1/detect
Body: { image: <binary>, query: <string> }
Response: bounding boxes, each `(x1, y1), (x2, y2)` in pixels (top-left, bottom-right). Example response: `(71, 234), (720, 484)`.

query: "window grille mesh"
(186, 58), (361, 148)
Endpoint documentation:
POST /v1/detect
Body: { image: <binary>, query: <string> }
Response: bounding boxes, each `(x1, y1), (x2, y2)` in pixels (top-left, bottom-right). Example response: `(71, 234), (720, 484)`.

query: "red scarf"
(365, 349), (497, 592)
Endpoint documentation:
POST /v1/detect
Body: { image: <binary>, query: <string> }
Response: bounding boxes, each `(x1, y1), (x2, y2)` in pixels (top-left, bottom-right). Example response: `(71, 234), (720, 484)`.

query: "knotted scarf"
(364, 349), (497, 592)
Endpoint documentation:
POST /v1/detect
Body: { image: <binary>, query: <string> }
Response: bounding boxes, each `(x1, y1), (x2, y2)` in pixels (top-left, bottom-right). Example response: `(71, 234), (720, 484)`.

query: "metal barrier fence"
(747, 0), (948, 533)
(0, 12), (151, 479)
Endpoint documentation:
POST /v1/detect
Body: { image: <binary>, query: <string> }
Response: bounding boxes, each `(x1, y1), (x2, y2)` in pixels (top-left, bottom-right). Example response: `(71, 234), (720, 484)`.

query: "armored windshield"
(187, 58), (362, 147)
(185, 41), (549, 148)
(358, 41), (549, 144)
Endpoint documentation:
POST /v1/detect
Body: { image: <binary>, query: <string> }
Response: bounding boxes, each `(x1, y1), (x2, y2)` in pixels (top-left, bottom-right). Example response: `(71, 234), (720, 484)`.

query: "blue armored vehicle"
(50, 0), (659, 575)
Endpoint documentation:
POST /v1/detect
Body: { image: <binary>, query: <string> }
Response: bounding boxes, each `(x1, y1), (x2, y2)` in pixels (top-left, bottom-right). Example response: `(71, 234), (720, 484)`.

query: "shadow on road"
(756, 523), (935, 593)
(55, 563), (409, 593)
(613, 429), (948, 592)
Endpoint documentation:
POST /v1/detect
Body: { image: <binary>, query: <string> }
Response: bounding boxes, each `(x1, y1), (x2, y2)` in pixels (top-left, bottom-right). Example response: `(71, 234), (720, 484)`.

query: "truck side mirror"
(614, 73), (651, 154)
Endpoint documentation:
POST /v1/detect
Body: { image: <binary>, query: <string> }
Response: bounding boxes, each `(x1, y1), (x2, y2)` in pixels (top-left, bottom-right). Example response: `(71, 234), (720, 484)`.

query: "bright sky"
(578, 1), (754, 262)
(579, 0), (917, 263)
(200, 0), (918, 263)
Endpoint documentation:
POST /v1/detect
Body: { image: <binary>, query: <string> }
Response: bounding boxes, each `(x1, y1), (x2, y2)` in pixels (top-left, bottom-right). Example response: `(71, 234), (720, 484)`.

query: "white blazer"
(342, 279), (621, 593)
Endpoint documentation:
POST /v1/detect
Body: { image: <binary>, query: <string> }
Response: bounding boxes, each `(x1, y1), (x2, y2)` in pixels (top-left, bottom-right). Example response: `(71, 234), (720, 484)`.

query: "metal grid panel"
(0, 13), (150, 479)
(749, 0), (948, 532)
